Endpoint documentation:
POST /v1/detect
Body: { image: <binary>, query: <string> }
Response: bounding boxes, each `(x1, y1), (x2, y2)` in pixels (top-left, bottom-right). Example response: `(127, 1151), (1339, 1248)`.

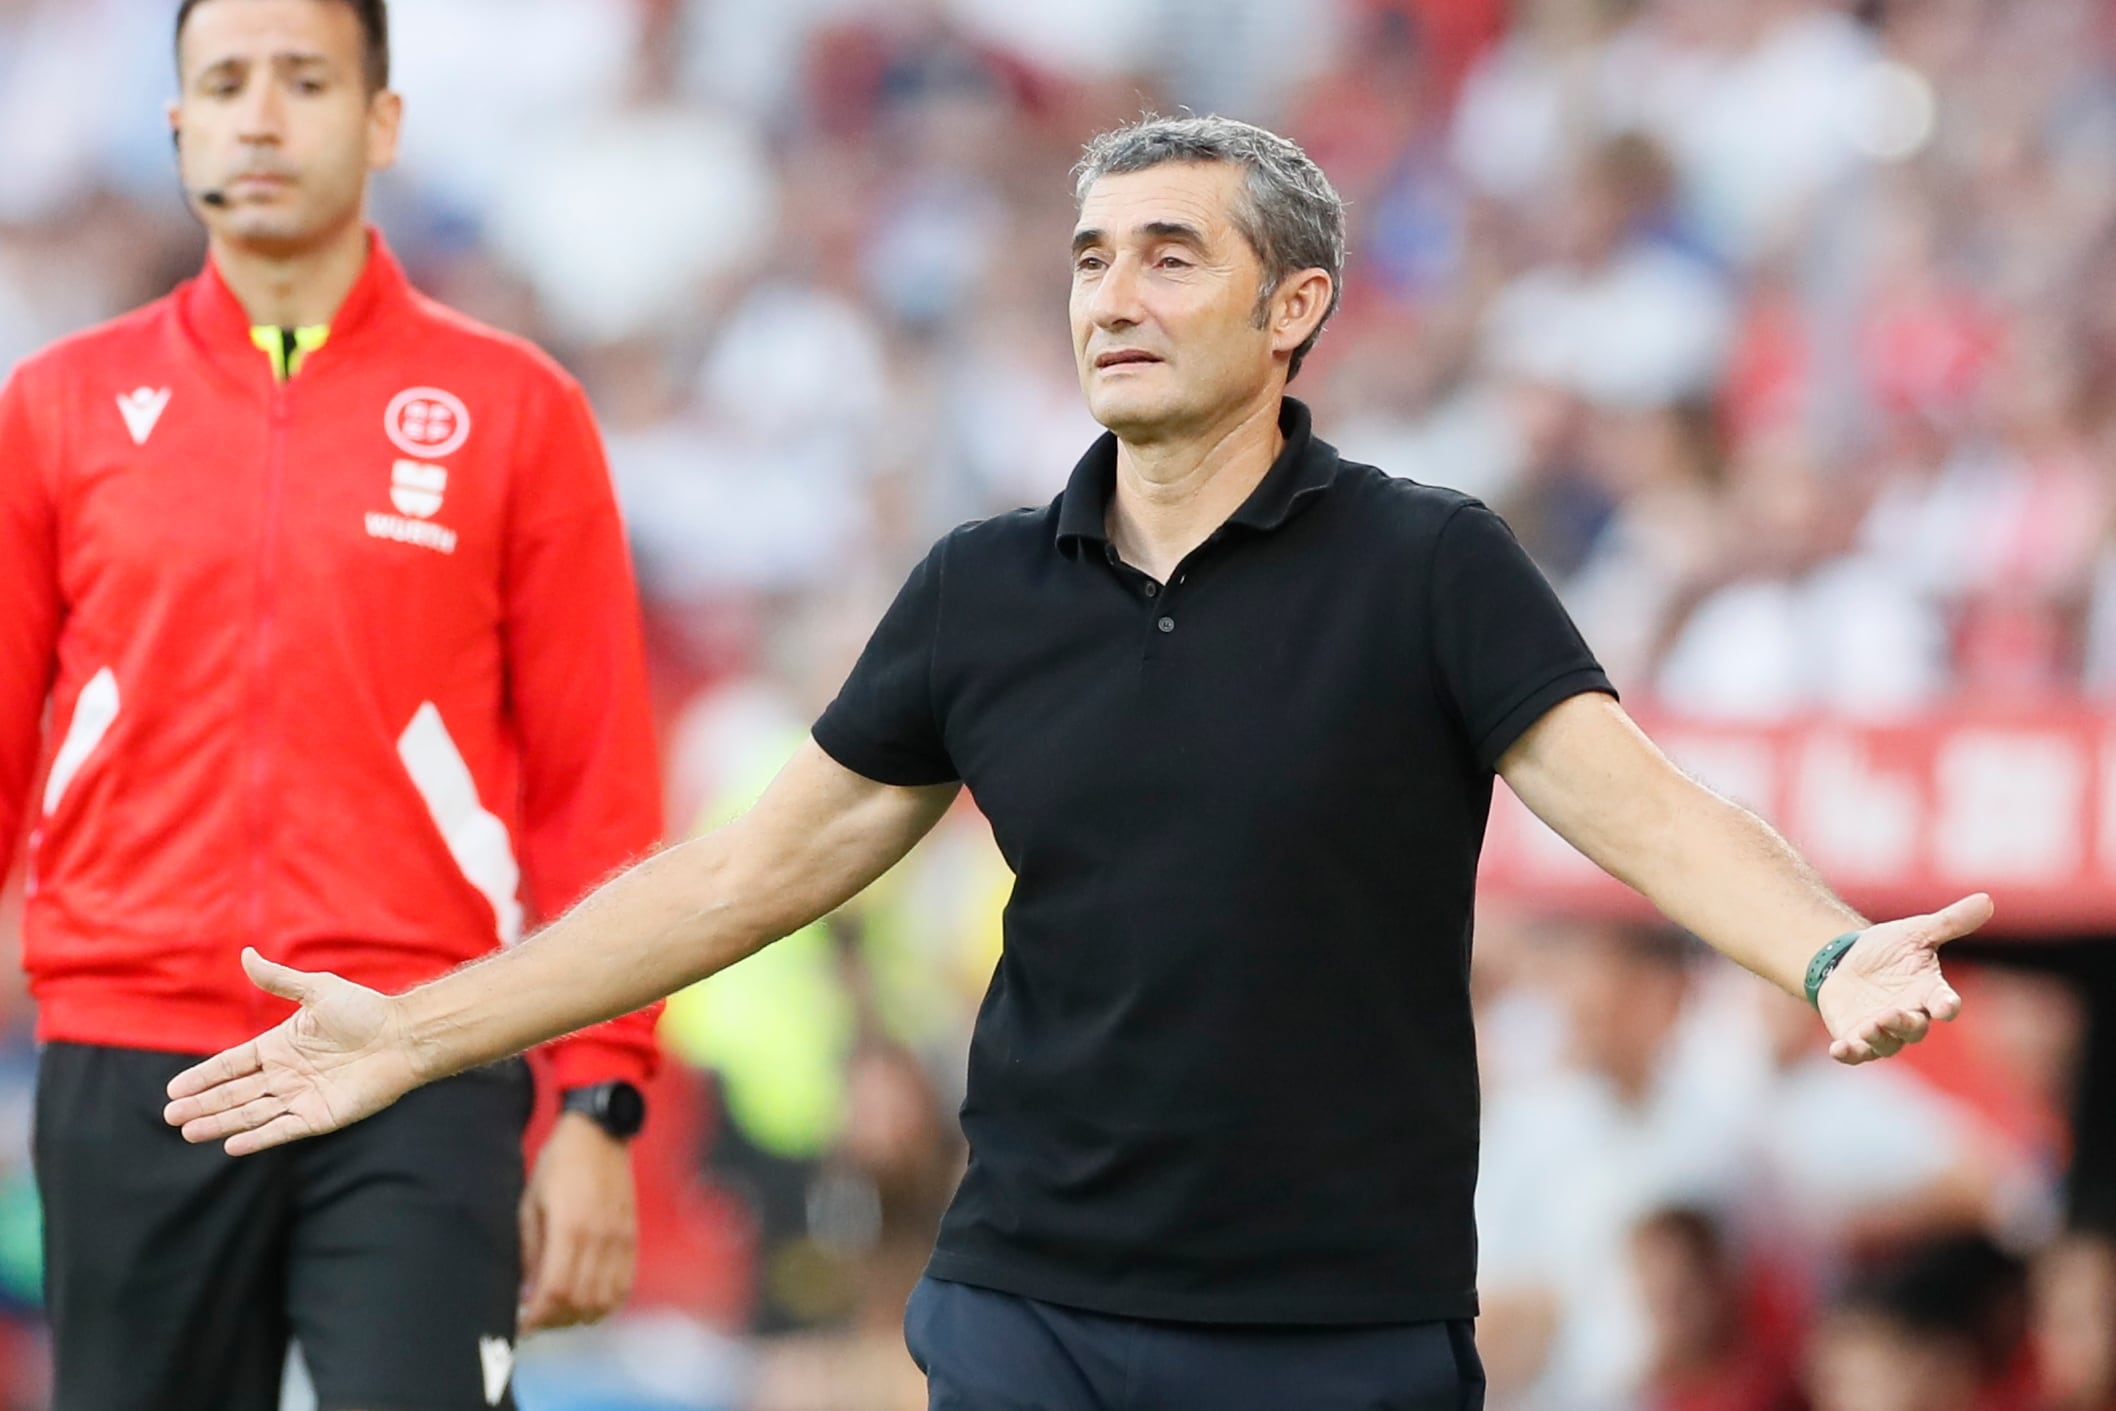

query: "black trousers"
(35, 1041), (531, 1411)
(905, 1275), (1486, 1411)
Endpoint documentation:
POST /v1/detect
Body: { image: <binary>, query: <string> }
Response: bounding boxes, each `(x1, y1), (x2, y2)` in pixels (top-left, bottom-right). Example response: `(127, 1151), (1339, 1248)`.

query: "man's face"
(1069, 162), (1290, 443)
(170, 0), (400, 253)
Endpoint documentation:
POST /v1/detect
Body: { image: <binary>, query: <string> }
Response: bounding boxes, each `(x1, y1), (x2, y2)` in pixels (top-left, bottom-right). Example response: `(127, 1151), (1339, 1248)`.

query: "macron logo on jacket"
(115, 387), (170, 445)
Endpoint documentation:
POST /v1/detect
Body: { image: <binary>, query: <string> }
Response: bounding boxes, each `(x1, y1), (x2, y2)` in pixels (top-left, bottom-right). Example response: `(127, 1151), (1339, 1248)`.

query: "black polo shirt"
(812, 397), (1612, 1325)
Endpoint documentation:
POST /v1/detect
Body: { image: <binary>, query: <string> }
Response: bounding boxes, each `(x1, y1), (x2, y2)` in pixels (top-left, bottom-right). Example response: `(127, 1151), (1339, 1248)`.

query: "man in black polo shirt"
(166, 115), (1992, 1410)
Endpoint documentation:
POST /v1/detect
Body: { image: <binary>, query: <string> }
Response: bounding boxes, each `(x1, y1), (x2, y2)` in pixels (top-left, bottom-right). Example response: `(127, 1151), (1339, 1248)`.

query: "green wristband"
(1804, 930), (1864, 1010)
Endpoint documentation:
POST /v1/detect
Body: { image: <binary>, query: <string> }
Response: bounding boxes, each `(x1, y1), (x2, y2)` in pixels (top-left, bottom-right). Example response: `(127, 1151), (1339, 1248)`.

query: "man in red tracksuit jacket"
(0, 2), (663, 1407)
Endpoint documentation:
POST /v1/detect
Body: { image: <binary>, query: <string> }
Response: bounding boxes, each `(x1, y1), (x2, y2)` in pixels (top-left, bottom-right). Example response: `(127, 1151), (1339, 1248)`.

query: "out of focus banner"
(1481, 711), (2116, 936)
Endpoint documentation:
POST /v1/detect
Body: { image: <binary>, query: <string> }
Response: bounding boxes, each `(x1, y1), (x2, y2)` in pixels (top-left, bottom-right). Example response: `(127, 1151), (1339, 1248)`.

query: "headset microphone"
(170, 130), (229, 208)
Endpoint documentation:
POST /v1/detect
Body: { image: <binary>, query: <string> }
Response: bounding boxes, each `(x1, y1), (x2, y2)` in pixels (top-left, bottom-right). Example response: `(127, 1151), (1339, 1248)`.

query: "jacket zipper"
(244, 378), (291, 1014)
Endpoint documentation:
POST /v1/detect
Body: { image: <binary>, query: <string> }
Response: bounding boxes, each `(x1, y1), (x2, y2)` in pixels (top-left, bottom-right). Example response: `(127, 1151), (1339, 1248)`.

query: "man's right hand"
(164, 743), (959, 1158)
(163, 947), (424, 1155)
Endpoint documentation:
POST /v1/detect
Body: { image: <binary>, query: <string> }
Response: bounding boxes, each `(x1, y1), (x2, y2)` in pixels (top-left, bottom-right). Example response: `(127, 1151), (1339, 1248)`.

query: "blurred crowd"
(3, 0), (2115, 1408)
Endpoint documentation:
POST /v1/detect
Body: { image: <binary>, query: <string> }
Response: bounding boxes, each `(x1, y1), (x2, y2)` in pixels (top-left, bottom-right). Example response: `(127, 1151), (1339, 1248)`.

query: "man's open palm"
(1818, 892), (1992, 1065)
(163, 948), (423, 1154)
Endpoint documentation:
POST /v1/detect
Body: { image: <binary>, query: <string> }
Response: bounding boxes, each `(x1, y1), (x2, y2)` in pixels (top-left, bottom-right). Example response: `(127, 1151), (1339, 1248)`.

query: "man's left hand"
(519, 1112), (638, 1333)
(1819, 892), (1993, 1065)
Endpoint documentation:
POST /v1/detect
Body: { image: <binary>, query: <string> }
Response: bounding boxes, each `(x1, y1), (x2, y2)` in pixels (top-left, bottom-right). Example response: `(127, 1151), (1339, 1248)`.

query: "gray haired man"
(166, 115), (1990, 1410)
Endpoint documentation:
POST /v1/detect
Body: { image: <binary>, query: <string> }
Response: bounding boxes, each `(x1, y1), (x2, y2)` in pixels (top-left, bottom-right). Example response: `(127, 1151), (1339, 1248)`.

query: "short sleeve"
(1429, 502), (1613, 768)
(812, 540), (958, 786)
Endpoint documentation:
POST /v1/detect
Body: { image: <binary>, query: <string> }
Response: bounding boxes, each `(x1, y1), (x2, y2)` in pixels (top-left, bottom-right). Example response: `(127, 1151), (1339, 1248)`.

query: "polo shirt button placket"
(1153, 565), (1194, 640)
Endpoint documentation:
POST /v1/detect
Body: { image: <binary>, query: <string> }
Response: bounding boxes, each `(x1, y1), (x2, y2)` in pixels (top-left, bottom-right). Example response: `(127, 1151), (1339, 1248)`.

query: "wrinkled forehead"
(1073, 160), (1250, 246)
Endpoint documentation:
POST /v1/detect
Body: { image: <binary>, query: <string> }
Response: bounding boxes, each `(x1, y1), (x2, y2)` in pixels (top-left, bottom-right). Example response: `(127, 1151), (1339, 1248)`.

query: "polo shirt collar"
(1054, 396), (1340, 551)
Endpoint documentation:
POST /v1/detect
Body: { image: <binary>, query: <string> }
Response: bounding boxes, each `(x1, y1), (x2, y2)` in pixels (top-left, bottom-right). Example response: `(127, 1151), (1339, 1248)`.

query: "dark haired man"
(168, 115), (1991, 1411)
(0, 1), (663, 1406)
(176, 0), (390, 94)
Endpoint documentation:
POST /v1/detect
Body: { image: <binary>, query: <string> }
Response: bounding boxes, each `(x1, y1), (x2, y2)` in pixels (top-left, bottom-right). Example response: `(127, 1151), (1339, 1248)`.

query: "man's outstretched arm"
(165, 740), (960, 1153)
(1498, 692), (1991, 1065)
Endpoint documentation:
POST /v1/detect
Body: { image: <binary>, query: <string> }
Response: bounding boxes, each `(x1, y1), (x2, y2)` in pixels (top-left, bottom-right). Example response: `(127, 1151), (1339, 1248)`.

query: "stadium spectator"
(1477, 924), (1756, 1411)
(1629, 1205), (1804, 1411)
(1652, 428), (1948, 719)
(1482, 132), (1734, 414)
(1806, 1235), (2034, 1411)
(2031, 1233), (2116, 1411)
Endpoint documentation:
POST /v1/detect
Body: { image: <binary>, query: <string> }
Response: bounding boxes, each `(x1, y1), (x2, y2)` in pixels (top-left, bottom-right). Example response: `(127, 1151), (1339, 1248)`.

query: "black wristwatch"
(559, 1080), (646, 1140)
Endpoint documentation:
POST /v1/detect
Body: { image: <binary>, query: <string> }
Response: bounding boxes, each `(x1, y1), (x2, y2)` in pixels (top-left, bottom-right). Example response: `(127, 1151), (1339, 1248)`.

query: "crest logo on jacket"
(385, 387), (471, 458)
(390, 460), (447, 518)
(367, 386), (468, 554)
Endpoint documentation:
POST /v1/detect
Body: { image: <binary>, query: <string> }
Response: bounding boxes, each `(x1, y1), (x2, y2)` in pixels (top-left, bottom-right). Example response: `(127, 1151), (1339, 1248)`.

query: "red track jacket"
(0, 233), (661, 1089)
